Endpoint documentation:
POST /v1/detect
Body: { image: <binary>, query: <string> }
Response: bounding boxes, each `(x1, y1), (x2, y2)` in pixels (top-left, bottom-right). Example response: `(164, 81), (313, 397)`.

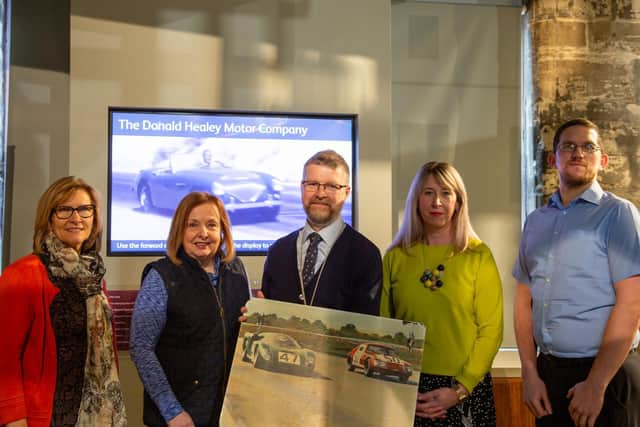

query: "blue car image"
(135, 159), (283, 221)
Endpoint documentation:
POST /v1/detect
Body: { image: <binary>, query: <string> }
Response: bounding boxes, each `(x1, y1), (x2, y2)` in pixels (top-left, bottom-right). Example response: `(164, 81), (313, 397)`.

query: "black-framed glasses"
(558, 142), (601, 154)
(420, 264), (445, 291)
(301, 181), (349, 194)
(53, 204), (96, 219)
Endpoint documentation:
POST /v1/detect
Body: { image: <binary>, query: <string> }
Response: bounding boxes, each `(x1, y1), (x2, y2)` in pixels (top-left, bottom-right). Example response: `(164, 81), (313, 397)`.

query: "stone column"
(524, 0), (640, 207)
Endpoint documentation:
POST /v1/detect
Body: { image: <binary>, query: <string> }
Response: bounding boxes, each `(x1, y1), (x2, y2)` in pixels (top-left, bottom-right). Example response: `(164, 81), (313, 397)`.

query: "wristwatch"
(454, 384), (469, 402)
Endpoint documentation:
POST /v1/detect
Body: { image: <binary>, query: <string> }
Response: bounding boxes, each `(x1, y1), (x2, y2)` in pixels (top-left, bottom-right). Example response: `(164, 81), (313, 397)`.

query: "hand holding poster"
(221, 298), (425, 427)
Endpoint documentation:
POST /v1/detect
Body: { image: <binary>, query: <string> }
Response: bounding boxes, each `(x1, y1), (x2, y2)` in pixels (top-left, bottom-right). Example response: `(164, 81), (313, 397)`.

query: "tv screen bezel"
(106, 106), (359, 257)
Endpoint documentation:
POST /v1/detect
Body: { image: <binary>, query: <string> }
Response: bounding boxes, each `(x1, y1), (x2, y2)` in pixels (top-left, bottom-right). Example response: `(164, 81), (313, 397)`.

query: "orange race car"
(346, 342), (413, 383)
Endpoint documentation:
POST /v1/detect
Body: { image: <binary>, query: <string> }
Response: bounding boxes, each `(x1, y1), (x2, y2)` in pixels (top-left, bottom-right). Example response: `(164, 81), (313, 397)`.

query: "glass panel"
(391, 1), (521, 347)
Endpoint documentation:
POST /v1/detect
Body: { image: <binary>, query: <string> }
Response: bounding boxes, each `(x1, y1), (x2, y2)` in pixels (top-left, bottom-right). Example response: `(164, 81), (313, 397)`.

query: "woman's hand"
(168, 411), (195, 427)
(415, 387), (459, 419)
(6, 419), (28, 427)
(238, 306), (248, 322)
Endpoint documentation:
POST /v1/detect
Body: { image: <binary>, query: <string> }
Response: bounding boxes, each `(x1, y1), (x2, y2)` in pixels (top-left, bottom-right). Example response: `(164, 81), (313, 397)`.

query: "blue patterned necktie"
(302, 233), (321, 289)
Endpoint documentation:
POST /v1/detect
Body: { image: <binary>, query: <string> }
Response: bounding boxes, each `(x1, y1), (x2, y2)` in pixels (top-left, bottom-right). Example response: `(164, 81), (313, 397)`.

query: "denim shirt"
(513, 181), (640, 357)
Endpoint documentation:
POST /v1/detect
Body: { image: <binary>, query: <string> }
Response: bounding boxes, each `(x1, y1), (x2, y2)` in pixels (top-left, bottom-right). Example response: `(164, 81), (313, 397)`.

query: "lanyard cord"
(298, 259), (328, 306)
(297, 223), (345, 306)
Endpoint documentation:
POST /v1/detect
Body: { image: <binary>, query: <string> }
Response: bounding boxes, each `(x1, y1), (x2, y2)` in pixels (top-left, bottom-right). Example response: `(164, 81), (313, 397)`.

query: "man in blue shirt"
(513, 118), (640, 427)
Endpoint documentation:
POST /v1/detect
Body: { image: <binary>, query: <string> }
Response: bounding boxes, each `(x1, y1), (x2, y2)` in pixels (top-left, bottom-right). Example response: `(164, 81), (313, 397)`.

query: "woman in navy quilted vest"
(130, 192), (250, 427)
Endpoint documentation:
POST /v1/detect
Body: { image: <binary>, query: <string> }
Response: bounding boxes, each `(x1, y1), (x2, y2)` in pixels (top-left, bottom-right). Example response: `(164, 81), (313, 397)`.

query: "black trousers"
(536, 351), (640, 427)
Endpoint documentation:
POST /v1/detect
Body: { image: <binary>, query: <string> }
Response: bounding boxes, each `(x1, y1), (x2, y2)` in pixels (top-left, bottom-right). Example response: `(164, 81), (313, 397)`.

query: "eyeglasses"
(558, 142), (601, 154)
(53, 204), (96, 219)
(302, 181), (349, 194)
(420, 264), (445, 291)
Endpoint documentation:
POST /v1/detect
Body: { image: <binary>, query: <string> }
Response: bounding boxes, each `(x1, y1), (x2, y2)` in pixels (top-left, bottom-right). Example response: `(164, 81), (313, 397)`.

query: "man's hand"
(565, 275), (640, 427)
(522, 373), (552, 419)
(567, 380), (605, 427)
(168, 411), (195, 427)
(515, 283), (553, 419)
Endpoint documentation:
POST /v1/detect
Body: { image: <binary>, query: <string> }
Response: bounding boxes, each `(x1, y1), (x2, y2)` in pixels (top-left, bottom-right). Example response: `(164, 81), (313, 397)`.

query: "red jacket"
(0, 254), (58, 427)
(0, 254), (117, 427)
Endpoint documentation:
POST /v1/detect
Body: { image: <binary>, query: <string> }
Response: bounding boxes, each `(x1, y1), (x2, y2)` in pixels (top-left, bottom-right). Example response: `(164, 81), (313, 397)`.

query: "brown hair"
(33, 176), (102, 254)
(389, 161), (477, 255)
(552, 118), (601, 153)
(303, 150), (350, 182)
(166, 192), (235, 265)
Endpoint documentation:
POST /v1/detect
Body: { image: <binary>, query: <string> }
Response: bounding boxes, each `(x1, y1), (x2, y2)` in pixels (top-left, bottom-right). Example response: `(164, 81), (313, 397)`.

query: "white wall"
(68, 0), (392, 291)
(391, 2), (521, 348)
(66, 2), (392, 424)
(7, 2), (523, 424)
(8, 66), (69, 259)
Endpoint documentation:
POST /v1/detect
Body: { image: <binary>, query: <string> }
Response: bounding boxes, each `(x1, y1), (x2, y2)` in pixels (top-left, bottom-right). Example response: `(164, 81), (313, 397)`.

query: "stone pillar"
(524, 0), (640, 207)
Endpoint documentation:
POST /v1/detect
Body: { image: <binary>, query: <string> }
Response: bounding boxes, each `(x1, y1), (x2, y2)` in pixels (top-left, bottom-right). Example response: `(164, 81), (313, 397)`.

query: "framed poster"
(221, 299), (425, 427)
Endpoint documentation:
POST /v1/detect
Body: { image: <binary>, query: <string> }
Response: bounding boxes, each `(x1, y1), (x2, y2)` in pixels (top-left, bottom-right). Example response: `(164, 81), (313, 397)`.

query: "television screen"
(107, 108), (357, 256)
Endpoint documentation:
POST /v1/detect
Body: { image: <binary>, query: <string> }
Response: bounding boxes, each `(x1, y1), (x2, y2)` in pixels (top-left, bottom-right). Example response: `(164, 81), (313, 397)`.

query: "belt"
(540, 349), (637, 367)
(539, 353), (595, 368)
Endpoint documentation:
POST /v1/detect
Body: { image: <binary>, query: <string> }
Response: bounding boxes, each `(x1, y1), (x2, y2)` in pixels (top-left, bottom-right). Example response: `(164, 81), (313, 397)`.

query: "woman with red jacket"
(0, 176), (126, 427)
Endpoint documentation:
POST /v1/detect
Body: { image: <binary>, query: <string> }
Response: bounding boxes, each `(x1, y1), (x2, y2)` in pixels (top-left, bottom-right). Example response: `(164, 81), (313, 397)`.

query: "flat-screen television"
(107, 107), (357, 256)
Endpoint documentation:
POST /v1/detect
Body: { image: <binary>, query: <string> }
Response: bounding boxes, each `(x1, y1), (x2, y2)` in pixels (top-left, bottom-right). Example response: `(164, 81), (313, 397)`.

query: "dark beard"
(560, 171), (595, 188)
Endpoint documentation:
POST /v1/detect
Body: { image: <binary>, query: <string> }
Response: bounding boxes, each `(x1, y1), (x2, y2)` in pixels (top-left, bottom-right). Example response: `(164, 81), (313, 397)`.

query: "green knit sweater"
(380, 239), (503, 392)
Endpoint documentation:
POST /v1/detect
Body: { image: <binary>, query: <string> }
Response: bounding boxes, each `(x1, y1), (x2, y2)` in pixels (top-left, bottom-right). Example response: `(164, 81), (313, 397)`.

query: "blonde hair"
(389, 161), (477, 254)
(166, 192), (235, 265)
(33, 176), (102, 254)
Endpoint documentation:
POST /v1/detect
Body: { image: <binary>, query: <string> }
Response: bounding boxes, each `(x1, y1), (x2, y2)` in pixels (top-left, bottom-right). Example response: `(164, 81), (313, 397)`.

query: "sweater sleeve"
(260, 248), (275, 298)
(353, 241), (383, 316)
(129, 268), (184, 422)
(379, 250), (395, 318)
(0, 263), (34, 424)
(455, 245), (504, 392)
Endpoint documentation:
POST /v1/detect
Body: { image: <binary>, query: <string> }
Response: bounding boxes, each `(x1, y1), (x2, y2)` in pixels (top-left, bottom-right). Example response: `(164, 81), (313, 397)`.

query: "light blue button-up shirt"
(513, 181), (640, 358)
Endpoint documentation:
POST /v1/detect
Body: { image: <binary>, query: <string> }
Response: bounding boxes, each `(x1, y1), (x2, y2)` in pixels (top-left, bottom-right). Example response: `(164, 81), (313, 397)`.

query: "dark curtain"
(0, 0), (10, 270)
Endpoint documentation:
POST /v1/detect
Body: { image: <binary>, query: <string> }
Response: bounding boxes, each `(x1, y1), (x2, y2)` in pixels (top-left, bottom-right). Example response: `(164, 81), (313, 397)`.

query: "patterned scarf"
(43, 233), (127, 427)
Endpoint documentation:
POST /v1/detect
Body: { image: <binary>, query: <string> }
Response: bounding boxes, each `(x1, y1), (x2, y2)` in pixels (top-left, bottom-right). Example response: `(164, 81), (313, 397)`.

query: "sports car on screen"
(242, 332), (316, 376)
(346, 343), (413, 383)
(135, 155), (282, 221)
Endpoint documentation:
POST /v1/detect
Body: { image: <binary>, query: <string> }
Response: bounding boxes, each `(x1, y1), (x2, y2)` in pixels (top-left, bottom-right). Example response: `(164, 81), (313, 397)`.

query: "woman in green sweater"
(381, 161), (503, 426)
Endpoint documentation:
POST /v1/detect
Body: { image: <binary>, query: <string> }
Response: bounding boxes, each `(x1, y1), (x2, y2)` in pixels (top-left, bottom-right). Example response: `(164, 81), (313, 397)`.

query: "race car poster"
(221, 298), (425, 427)
(107, 108), (355, 256)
